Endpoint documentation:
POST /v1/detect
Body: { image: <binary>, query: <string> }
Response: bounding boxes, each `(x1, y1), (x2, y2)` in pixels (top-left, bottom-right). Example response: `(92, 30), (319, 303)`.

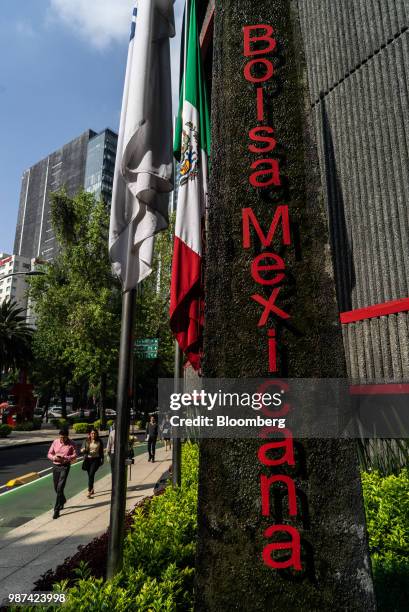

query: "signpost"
(134, 338), (159, 360)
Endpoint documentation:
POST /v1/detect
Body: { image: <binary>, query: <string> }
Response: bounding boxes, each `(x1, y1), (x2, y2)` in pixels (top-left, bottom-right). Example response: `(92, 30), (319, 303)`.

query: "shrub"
(73, 422), (89, 434)
(135, 420), (143, 430)
(51, 418), (69, 430)
(362, 469), (409, 611)
(0, 424), (12, 438)
(44, 442), (199, 611)
(93, 419), (101, 430)
(107, 419), (113, 429)
(14, 421), (35, 431)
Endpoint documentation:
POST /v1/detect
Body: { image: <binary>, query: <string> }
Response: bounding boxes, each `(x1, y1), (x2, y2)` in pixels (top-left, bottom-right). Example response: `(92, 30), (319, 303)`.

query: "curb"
(6, 472), (40, 487)
(0, 432), (109, 452)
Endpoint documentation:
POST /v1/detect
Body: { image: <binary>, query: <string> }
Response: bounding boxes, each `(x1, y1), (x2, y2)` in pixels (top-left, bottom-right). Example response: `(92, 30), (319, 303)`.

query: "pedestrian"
(161, 415), (172, 452)
(146, 415), (158, 462)
(106, 422), (116, 475)
(47, 429), (77, 519)
(81, 428), (104, 498)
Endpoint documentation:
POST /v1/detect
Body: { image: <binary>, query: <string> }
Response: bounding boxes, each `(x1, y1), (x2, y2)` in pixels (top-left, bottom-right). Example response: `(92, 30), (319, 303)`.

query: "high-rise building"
(84, 128), (118, 204)
(0, 253), (32, 311)
(14, 128), (117, 262)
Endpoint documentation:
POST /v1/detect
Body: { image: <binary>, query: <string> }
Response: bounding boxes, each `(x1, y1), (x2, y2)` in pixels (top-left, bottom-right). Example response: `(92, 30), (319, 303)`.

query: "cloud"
(48, 0), (135, 50)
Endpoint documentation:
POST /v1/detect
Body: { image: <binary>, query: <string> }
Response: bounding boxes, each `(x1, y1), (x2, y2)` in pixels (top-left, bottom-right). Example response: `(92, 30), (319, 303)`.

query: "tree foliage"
(0, 299), (33, 379)
(29, 190), (122, 421)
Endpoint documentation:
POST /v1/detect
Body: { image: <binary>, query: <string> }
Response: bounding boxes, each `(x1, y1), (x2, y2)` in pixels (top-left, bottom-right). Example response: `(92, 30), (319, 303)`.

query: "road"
(0, 439), (88, 487)
(0, 442), (160, 540)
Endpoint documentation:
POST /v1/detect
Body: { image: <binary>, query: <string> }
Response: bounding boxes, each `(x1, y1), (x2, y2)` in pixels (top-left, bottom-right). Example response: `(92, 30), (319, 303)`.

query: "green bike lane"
(0, 443), (160, 540)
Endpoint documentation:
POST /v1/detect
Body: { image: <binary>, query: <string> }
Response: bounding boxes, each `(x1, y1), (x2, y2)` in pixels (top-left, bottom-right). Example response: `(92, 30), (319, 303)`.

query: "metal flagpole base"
(172, 340), (183, 487)
(106, 288), (136, 579)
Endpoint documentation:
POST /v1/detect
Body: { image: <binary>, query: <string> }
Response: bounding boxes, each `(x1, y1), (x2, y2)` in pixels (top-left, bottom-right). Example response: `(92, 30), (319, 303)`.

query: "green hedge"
(49, 443), (198, 611)
(362, 469), (409, 611)
(0, 424), (12, 438)
(72, 423), (89, 434)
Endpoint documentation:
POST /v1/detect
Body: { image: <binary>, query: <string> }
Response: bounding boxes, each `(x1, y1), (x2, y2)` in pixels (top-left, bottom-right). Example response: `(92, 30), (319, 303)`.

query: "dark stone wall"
(196, 1), (375, 610)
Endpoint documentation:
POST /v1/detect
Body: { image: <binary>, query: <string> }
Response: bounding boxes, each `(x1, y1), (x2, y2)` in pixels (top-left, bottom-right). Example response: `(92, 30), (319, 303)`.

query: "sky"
(0, 0), (183, 254)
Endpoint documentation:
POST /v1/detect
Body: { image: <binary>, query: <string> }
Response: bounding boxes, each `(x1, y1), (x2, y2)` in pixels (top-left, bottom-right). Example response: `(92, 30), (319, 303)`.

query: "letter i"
(268, 329), (277, 372)
(256, 87), (265, 122)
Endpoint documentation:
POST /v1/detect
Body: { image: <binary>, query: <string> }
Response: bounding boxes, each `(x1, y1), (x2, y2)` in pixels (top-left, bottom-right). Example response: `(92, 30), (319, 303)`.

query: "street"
(0, 442), (159, 540)
(0, 439), (87, 487)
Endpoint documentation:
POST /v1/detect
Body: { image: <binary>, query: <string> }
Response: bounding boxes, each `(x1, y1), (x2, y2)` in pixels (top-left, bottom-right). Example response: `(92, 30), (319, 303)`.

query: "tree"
(29, 190), (122, 425)
(0, 299), (33, 382)
(134, 216), (175, 413)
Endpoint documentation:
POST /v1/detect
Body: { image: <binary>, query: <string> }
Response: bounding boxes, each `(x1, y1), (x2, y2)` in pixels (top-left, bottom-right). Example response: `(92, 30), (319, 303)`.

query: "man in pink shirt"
(47, 429), (77, 519)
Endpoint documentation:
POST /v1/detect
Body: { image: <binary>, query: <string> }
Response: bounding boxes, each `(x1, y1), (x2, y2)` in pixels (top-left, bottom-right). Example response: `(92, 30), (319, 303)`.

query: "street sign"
(134, 338), (159, 359)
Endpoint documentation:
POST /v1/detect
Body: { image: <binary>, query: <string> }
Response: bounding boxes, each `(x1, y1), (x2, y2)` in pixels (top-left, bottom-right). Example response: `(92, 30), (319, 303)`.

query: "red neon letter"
(268, 329), (277, 372)
(251, 252), (285, 286)
(258, 430), (295, 466)
(242, 206), (291, 248)
(249, 159), (281, 187)
(262, 525), (302, 570)
(252, 288), (290, 325)
(249, 127), (277, 153)
(243, 25), (277, 57)
(244, 59), (274, 83)
(260, 474), (298, 516)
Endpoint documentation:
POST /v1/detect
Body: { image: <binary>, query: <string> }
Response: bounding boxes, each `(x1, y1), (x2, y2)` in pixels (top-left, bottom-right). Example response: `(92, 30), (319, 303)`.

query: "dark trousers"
(52, 465), (70, 511)
(148, 437), (157, 460)
(109, 453), (115, 476)
(87, 458), (100, 491)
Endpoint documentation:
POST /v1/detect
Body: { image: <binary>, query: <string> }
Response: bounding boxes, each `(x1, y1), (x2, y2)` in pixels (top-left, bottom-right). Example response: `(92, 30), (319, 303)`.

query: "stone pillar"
(195, 1), (376, 610)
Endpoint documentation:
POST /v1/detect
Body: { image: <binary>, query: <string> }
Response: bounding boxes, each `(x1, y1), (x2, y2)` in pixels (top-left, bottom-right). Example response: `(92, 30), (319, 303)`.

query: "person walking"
(161, 415), (172, 452)
(146, 415), (158, 462)
(47, 429), (77, 519)
(81, 428), (104, 498)
(106, 422), (116, 475)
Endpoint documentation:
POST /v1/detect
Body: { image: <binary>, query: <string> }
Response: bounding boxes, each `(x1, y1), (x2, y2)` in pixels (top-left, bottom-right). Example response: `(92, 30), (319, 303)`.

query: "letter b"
(243, 25), (277, 57)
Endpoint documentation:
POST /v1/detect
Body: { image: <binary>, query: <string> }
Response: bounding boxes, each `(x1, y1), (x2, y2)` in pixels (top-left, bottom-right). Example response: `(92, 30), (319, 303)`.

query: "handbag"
(82, 456), (90, 471)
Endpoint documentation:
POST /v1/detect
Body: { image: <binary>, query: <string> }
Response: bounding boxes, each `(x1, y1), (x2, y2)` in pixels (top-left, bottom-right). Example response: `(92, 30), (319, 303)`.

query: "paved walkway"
(0, 428), (121, 450)
(0, 445), (171, 603)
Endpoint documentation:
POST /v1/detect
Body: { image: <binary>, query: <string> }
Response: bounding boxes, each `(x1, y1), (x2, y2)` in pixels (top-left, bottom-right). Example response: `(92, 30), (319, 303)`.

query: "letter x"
(252, 287), (290, 326)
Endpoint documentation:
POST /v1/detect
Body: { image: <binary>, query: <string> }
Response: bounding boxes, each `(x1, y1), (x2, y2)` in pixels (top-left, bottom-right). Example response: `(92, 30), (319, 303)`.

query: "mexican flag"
(170, 0), (211, 371)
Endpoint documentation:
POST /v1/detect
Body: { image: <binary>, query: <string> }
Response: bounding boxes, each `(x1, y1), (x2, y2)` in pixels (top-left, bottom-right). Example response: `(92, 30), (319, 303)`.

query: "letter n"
(260, 474), (297, 516)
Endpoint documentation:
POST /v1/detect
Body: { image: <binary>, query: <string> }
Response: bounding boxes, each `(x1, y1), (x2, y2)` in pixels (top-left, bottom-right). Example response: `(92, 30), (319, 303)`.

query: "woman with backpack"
(81, 428), (104, 498)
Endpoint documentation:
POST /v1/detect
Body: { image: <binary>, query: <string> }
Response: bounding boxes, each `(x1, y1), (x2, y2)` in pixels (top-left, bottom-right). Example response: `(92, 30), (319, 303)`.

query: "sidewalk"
(0, 428), (101, 450)
(0, 445), (170, 602)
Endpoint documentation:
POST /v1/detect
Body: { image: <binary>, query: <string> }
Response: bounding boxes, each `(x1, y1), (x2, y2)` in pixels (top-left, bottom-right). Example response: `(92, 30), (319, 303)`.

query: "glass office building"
(84, 129), (118, 205)
(14, 128), (118, 261)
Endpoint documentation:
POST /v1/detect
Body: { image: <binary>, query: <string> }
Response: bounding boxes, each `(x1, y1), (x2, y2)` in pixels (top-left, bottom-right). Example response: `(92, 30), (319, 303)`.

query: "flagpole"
(172, 340), (183, 486)
(170, 0), (189, 489)
(107, 287), (136, 578)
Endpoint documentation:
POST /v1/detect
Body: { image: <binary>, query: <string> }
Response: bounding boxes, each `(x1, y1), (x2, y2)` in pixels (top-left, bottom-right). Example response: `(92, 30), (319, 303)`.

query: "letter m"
(242, 206), (291, 248)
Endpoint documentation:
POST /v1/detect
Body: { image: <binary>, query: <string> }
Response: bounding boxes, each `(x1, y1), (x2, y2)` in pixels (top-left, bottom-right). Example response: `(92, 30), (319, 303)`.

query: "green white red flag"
(170, 0), (211, 371)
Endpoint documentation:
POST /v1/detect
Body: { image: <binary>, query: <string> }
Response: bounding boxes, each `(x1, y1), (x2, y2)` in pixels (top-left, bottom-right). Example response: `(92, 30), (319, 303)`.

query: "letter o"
(244, 59), (274, 83)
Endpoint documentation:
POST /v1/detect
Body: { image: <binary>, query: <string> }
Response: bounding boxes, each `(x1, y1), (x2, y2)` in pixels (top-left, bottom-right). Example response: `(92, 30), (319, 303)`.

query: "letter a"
(258, 430), (295, 466)
(262, 525), (302, 570)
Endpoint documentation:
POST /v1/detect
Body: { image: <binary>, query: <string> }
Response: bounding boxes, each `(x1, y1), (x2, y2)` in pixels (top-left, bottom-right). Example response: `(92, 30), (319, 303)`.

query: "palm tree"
(0, 300), (33, 380)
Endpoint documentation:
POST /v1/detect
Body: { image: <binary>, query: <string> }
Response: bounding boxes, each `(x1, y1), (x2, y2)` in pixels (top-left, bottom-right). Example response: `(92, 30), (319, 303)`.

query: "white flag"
(109, 0), (175, 290)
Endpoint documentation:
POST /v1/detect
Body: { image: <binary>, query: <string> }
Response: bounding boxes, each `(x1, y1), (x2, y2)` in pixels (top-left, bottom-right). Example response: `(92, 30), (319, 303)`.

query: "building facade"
(0, 253), (32, 311)
(84, 128), (118, 204)
(14, 128), (117, 262)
